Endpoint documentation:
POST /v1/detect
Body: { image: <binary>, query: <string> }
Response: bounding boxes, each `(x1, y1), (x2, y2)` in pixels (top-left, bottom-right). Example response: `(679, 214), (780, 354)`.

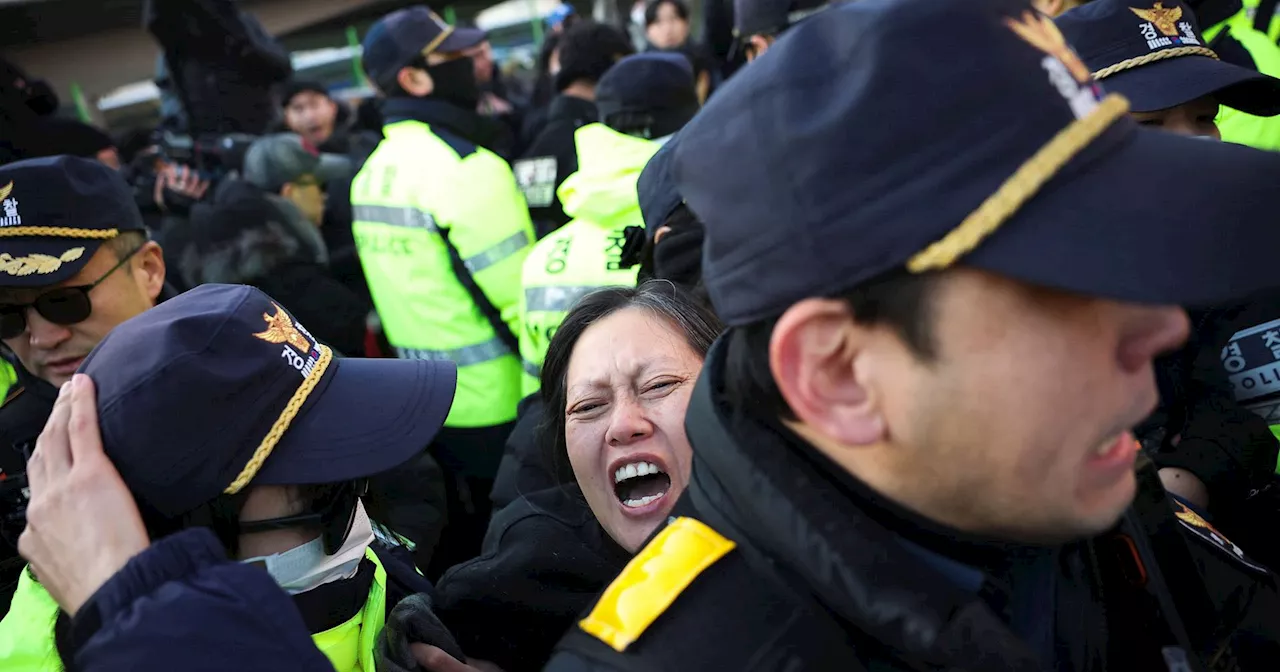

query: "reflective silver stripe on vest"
(353, 205), (439, 232)
(524, 285), (601, 313)
(395, 337), (511, 366)
(522, 358), (541, 379)
(464, 230), (532, 274)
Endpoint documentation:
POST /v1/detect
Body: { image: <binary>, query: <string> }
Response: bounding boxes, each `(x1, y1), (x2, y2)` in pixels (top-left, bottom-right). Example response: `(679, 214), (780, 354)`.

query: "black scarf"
(381, 96), (508, 157)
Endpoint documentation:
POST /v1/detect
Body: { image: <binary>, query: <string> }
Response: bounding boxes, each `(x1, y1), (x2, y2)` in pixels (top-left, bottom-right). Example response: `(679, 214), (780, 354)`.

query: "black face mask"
(428, 57), (480, 111)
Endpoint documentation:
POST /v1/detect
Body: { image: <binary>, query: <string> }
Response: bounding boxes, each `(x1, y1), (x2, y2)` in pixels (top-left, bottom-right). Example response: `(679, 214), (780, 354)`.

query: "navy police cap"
(0, 156), (146, 288)
(82, 284), (458, 519)
(362, 5), (487, 89)
(637, 134), (683, 234)
(1057, 0), (1280, 115)
(596, 53), (699, 123)
(673, 0), (1280, 326)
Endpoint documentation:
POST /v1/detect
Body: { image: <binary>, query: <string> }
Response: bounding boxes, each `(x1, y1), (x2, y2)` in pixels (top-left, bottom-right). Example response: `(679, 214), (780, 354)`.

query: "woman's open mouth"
(613, 460), (672, 509)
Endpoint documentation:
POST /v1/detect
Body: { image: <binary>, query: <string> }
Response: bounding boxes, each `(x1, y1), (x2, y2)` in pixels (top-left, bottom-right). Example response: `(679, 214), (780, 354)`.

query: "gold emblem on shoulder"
(252, 302), (312, 353)
(1131, 2), (1184, 37)
(1006, 10), (1093, 84)
(0, 247), (85, 277)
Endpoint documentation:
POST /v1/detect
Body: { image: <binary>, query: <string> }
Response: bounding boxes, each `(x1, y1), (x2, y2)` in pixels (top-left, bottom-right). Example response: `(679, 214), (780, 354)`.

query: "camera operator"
(0, 59), (59, 166)
(143, 0), (293, 137)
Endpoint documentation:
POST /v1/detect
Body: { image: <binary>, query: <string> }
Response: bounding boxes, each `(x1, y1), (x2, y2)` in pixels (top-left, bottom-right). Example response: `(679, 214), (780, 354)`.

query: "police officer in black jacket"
(547, 0), (1280, 669)
(514, 22), (635, 239)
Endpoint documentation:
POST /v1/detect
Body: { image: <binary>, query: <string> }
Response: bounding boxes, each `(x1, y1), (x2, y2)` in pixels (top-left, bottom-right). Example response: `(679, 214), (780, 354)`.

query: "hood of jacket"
(556, 124), (660, 228)
(181, 180), (327, 286)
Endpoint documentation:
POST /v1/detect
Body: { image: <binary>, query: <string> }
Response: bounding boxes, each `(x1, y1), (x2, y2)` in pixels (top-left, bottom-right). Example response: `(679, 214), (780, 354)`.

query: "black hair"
(380, 55), (431, 99)
(104, 230), (148, 260)
(645, 0), (690, 26)
(723, 270), (940, 421)
(539, 281), (724, 482)
(555, 21), (636, 91)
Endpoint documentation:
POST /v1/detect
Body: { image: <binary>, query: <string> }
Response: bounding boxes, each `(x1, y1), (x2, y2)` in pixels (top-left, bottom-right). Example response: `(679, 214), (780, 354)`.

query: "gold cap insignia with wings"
(252, 302), (313, 353)
(0, 248), (85, 277)
(0, 182), (13, 202)
(1131, 2), (1183, 37)
(1006, 10), (1092, 84)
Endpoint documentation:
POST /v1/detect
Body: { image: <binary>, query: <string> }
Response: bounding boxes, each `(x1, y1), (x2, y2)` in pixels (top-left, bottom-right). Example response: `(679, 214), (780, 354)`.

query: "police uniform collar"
(291, 554), (376, 633)
(547, 93), (598, 124)
(381, 96), (501, 151)
(683, 337), (1039, 667)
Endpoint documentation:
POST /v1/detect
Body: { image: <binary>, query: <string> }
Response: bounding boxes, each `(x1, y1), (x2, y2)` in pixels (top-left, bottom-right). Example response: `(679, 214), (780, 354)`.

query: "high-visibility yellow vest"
(312, 548), (388, 672)
(1204, 17), (1280, 151)
(0, 567), (59, 670)
(518, 125), (655, 395)
(1239, 0), (1280, 42)
(0, 549), (388, 672)
(352, 119), (534, 428)
(0, 360), (16, 405)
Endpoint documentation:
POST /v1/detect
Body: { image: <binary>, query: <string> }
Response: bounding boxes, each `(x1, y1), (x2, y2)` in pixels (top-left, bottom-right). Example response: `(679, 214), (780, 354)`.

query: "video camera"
(156, 131), (257, 179)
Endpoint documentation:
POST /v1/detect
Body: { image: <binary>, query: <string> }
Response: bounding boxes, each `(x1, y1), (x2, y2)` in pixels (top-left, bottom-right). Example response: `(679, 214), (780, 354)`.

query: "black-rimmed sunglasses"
(238, 480), (368, 555)
(0, 245), (143, 340)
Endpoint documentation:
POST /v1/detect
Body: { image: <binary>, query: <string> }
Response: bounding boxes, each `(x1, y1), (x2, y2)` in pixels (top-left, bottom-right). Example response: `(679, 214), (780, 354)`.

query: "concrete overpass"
(0, 0), (503, 112)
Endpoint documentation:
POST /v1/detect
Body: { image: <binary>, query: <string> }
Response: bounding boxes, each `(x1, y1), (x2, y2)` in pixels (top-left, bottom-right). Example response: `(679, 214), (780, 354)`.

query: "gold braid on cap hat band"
(223, 343), (334, 495)
(1092, 46), (1219, 80)
(907, 94), (1129, 273)
(0, 227), (119, 239)
(422, 24), (456, 57)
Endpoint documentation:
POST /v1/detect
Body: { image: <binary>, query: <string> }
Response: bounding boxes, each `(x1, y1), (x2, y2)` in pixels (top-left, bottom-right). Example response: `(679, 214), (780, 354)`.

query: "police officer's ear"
(396, 65), (434, 97)
(130, 240), (167, 305)
(770, 298), (886, 447)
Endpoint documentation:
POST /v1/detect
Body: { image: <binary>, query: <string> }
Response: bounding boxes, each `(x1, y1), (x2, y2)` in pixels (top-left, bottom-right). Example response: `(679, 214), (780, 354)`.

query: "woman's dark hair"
(539, 280), (724, 482)
(723, 270), (940, 423)
(644, 0), (690, 26)
(555, 21), (635, 91)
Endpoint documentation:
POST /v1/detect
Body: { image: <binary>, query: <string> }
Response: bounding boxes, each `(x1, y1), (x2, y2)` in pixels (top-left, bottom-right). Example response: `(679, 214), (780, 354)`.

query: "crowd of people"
(4, 0), (1280, 669)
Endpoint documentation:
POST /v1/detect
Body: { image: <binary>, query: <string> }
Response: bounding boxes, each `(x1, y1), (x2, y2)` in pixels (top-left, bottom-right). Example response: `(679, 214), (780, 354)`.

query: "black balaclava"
(427, 57), (481, 111)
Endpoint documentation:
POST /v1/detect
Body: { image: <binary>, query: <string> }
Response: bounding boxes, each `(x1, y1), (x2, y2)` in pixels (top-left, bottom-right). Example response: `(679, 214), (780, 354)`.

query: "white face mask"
(242, 500), (375, 595)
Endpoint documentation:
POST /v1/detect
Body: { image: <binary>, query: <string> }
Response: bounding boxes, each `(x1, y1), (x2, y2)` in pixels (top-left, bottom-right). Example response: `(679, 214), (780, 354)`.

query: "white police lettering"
(1041, 56), (1099, 120)
(1222, 318), (1280, 405)
(1264, 330), (1280, 359)
(281, 345), (319, 378)
(1222, 341), (1246, 372)
(513, 157), (558, 208)
(1178, 22), (1200, 44)
(1140, 22), (1159, 41)
(0, 197), (19, 227)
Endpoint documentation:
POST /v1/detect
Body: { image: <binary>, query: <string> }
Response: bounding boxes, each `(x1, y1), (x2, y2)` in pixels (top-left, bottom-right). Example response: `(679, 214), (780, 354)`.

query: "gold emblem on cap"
(0, 247), (85, 277)
(1006, 10), (1092, 84)
(252, 302), (312, 353)
(1131, 2), (1183, 37)
(0, 182), (12, 202)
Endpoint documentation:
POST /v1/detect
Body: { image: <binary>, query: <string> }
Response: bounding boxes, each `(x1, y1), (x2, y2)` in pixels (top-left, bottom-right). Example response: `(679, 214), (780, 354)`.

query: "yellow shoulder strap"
(579, 517), (735, 652)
